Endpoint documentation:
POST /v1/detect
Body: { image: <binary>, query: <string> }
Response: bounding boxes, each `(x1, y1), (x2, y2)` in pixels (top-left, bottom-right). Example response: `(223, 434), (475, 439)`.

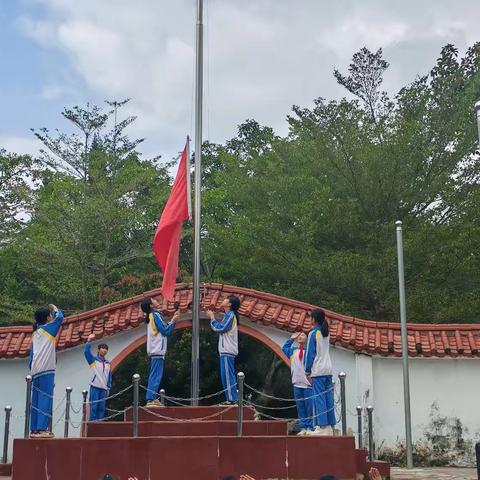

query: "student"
(84, 334), (112, 421)
(282, 331), (314, 435)
(140, 297), (179, 407)
(304, 308), (336, 435)
(29, 304), (64, 438)
(208, 295), (240, 404)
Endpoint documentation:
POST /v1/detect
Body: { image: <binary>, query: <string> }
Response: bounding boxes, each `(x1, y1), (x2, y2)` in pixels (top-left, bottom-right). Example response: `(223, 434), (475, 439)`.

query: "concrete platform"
(12, 435), (359, 480)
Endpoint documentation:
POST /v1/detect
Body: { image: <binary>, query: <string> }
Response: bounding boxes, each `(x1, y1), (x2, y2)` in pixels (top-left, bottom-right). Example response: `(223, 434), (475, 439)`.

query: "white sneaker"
(307, 426), (330, 436)
(296, 429), (307, 436)
(145, 399), (162, 408)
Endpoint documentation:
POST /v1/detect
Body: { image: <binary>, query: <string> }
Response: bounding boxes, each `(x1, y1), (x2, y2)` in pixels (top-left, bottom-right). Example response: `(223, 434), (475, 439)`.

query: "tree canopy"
(0, 43), (479, 327)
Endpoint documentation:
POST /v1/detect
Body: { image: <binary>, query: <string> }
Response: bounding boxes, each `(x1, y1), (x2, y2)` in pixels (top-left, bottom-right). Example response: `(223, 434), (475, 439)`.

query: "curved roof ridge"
(1, 283), (479, 359)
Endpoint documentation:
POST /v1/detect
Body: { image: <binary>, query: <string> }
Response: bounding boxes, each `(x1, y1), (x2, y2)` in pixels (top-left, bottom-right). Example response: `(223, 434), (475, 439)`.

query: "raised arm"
(282, 338), (294, 358)
(42, 305), (64, 338)
(83, 334), (97, 365)
(209, 310), (234, 333)
(153, 311), (177, 336)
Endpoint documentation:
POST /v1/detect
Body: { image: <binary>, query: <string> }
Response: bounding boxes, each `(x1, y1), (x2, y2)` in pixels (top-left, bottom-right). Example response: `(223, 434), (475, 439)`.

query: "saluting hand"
(206, 309), (215, 320)
(87, 334), (95, 342)
(291, 332), (300, 340)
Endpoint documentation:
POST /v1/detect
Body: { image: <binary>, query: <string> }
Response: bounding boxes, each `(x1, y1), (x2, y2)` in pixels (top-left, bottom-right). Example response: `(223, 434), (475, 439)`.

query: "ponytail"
(228, 295), (241, 325)
(311, 308), (329, 338)
(141, 298), (153, 324)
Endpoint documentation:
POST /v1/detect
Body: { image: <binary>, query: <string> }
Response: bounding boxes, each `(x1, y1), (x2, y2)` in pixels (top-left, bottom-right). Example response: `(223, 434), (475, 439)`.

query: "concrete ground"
(391, 467), (477, 480)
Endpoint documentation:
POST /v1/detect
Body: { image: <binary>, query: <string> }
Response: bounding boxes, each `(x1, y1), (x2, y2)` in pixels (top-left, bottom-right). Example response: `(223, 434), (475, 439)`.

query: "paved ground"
(391, 467), (476, 479)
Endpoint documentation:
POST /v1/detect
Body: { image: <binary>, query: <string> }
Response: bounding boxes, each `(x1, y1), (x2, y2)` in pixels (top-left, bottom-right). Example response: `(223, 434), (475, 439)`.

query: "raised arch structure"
(1, 283), (480, 464)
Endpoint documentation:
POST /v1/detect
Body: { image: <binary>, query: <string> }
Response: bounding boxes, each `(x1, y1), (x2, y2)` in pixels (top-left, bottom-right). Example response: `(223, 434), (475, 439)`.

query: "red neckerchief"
(299, 343), (304, 361)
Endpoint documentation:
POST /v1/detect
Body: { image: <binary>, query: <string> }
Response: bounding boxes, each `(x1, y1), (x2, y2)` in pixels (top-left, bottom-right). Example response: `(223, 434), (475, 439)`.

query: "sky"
(0, 0), (479, 163)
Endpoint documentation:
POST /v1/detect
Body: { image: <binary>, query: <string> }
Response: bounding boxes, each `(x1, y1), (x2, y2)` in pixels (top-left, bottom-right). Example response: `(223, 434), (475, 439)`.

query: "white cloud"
(17, 0), (480, 160)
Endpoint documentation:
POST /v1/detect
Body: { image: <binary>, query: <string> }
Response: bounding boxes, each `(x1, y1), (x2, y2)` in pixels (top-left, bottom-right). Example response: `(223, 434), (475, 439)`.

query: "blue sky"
(1, 0), (479, 162)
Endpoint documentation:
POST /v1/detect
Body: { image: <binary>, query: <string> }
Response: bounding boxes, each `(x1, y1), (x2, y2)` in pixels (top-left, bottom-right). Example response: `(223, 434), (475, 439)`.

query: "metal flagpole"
(395, 220), (413, 468)
(191, 0), (204, 406)
(475, 101), (480, 149)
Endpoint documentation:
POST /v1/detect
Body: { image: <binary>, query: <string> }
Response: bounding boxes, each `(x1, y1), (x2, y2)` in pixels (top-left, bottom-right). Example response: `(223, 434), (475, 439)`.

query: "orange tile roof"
(1, 283), (479, 359)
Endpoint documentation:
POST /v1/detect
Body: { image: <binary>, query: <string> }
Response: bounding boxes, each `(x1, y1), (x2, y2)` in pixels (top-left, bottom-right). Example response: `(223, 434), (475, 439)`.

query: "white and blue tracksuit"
(146, 311), (175, 401)
(282, 338), (313, 431)
(210, 310), (238, 402)
(84, 342), (112, 421)
(29, 308), (64, 432)
(304, 325), (336, 428)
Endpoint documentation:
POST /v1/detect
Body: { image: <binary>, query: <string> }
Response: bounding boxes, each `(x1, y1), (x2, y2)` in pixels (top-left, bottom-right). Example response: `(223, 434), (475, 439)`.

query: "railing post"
(2, 406), (12, 464)
(356, 406), (363, 449)
(159, 389), (166, 406)
(475, 441), (480, 480)
(64, 387), (72, 438)
(338, 372), (347, 436)
(367, 405), (374, 461)
(132, 374), (140, 438)
(237, 372), (245, 437)
(81, 389), (88, 437)
(24, 375), (32, 438)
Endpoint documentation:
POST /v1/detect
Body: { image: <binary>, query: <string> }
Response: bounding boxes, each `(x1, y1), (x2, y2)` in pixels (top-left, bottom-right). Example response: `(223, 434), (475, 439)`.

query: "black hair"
(311, 308), (329, 338)
(220, 477), (238, 480)
(141, 297), (153, 324)
(319, 476), (337, 480)
(228, 295), (241, 324)
(33, 307), (50, 331)
(98, 343), (109, 351)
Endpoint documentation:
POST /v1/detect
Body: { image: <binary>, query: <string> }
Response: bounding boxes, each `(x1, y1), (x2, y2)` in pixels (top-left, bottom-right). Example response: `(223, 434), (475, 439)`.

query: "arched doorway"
(107, 317), (293, 416)
(110, 318), (290, 373)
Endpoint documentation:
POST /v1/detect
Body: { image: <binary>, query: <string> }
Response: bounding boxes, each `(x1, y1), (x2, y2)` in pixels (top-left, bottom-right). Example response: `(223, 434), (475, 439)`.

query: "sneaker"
(38, 431), (55, 438)
(296, 429), (307, 436)
(220, 401), (236, 406)
(145, 399), (162, 408)
(306, 426), (330, 436)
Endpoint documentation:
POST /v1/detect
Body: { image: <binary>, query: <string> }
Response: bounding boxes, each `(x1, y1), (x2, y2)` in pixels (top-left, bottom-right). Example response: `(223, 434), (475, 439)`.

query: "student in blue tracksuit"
(282, 331), (314, 435)
(208, 295), (241, 404)
(304, 308), (336, 436)
(140, 297), (179, 407)
(84, 334), (112, 421)
(29, 304), (64, 438)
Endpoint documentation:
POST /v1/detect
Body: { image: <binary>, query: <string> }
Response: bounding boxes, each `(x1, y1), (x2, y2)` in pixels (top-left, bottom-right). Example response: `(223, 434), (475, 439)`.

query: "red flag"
(153, 141), (191, 301)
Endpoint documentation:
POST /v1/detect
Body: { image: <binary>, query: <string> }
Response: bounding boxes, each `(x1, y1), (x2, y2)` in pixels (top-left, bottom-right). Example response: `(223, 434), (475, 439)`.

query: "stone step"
(124, 404), (256, 421)
(12, 435), (360, 480)
(86, 420), (287, 437)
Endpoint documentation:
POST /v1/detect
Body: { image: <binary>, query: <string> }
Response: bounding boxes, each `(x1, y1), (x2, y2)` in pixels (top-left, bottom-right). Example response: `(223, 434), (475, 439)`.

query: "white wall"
(372, 357), (480, 447)
(247, 319), (480, 462)
(0, 326), (146, 462)
(2, 318), (480, 464)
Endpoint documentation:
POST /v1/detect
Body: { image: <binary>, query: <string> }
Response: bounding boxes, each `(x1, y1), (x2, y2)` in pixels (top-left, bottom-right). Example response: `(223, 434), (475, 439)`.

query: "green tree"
(0, 101), (172, 317)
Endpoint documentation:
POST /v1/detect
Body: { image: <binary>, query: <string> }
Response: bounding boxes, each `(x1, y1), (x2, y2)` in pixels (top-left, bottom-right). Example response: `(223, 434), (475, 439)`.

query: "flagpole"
(191, 0), (203, 406)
